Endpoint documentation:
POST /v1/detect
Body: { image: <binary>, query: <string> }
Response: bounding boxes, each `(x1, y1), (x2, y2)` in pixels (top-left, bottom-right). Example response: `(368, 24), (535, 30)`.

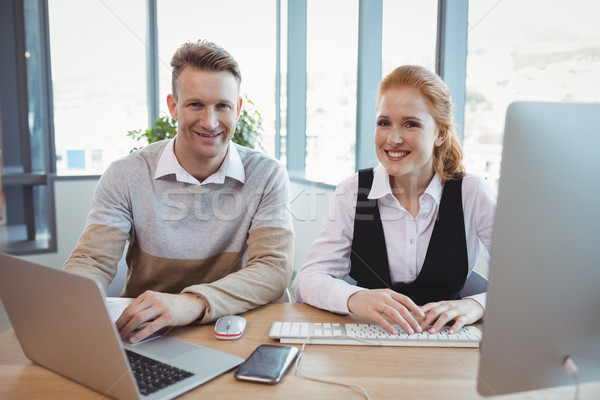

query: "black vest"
(349, 169), (468, 305)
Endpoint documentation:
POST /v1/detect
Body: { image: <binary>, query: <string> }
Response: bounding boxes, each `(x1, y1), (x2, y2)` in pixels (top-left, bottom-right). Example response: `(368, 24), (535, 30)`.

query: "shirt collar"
(154, 139), (245, 185)
(368, 164), (443, 205)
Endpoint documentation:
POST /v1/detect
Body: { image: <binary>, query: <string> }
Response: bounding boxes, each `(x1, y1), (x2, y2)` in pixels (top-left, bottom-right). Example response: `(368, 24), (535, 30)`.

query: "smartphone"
(234, 344), (299, 384)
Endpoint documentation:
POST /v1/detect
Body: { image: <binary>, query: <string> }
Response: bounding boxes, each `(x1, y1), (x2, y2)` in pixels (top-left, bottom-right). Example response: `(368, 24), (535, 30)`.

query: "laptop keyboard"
(126, 349), (195, 396)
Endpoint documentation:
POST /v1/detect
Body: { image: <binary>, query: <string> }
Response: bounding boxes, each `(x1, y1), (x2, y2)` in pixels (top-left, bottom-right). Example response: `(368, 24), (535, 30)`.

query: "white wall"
(289, 180), (335, 273)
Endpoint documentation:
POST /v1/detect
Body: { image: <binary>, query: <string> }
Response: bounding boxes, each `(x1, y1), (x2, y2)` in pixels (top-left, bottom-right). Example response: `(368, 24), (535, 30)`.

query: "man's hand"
(347, 289), (424, 335)
(419, 298), (484, 334)
(116, 291), (207, 343)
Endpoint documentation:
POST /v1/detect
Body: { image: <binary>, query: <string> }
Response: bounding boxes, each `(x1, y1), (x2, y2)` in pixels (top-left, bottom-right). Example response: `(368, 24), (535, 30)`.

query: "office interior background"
(1, 0), (599, 330)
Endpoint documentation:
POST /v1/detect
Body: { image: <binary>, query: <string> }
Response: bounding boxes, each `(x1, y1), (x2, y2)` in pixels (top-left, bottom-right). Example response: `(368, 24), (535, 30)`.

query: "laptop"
(0, 253), (244, 400)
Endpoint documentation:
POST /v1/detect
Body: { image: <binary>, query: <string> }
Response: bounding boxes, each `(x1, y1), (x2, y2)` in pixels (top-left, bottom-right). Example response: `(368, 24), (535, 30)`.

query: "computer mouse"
(214, 315), (247, 340)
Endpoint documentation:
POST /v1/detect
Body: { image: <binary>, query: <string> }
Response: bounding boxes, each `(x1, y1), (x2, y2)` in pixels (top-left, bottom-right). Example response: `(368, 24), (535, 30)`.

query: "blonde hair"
(377, 65), (465, 182)
(170, 39), (241, 99)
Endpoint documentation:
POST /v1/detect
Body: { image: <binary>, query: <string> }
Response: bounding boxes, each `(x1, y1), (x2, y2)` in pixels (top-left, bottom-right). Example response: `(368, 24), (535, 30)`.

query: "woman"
(292, 65), (496, 336)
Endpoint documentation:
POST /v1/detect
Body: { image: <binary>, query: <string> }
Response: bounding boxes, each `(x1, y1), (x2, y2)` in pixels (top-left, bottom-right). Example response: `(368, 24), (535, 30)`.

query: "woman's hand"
(419, 298), (484, 334)
(347, 289), (425, 335)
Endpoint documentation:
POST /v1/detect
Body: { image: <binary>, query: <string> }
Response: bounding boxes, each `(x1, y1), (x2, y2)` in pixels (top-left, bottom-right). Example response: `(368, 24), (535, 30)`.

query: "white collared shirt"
(292, 164), (497, 313)
(154, 139), (245, 185)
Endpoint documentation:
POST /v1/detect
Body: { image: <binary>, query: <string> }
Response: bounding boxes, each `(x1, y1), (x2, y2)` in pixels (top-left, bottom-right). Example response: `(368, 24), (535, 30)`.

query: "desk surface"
(0, 302), (597, 399)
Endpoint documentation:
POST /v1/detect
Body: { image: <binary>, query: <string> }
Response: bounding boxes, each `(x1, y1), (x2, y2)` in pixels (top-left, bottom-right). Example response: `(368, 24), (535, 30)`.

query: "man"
(64, 40), (294, 343)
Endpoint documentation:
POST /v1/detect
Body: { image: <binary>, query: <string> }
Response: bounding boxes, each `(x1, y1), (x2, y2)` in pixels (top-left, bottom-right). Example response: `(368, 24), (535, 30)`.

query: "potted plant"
(128, 95), (264, 152)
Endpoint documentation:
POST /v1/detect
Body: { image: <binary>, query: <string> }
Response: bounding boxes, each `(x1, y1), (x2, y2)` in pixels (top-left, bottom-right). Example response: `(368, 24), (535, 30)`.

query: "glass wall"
(0, 0), (55, 254)
(48, 0), (147, 174)
(157, 0), (278, 157)
(6, 0), (495, 254)
(46, 0), (444, 185)
(381, 0), (438, 76)
(464, 0), (600, 190)
(303, 0), (439, 185)
(304, 0), (359, 184)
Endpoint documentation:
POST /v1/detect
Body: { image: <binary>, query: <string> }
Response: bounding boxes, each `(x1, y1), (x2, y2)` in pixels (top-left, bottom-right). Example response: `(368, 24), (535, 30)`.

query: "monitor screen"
(477, 101), (600, 396)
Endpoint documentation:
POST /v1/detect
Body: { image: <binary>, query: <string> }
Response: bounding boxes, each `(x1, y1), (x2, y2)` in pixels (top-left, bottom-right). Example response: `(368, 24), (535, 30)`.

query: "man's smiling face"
(167, 68), (241, 180)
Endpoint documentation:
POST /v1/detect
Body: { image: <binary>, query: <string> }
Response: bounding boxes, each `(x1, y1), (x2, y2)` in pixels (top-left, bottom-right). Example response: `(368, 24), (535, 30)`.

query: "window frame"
(1, 0), (57, 255)
(1, 0), (470, 254)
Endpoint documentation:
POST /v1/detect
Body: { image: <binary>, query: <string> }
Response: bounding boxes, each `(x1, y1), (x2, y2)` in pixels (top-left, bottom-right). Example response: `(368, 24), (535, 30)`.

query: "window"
(48, 0), (147, 174)
(3, 0), (480, 254)
(302, 0), (439, 185)
(381, 0), (438, 76)
(464, 0), (600, 190)
(1, 0), (56, 254)
(304, 0), (359, 184)
(156, 0), (278, 157)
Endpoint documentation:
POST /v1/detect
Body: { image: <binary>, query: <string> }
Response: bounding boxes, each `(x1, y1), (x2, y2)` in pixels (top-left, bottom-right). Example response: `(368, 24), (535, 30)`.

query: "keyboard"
(126, 349), (195, 396)
(269, 322), (482, 348)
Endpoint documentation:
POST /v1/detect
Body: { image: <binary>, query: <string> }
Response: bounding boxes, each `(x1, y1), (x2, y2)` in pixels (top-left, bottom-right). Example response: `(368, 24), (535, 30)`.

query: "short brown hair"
(170, 39), (242, 98)
(377, 65), (465, 182)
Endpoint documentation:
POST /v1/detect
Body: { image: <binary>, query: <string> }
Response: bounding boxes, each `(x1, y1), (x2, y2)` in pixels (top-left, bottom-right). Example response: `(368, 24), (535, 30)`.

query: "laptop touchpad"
(128, 336), (198, 359)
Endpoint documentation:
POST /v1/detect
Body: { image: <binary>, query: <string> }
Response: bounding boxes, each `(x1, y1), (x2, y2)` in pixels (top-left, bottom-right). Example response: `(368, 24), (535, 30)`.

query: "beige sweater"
(65, 140), (294, 323)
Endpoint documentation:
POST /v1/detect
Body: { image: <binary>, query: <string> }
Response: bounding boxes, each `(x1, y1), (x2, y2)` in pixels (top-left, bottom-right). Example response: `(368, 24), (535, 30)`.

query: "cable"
(563, 356), (580, 400)
(294, 336), (373, 400)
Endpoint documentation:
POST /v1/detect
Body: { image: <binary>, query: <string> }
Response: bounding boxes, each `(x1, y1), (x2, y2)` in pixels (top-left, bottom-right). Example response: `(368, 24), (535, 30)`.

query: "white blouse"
(292, 165), (497, 314)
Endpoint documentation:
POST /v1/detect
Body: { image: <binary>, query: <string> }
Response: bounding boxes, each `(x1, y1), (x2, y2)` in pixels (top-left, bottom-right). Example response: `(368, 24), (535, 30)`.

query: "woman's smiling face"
(374, 86), (444, 187)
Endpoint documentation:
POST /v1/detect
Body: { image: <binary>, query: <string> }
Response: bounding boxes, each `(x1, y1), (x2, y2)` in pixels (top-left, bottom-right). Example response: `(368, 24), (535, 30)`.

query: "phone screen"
(234, 344), (299, 384)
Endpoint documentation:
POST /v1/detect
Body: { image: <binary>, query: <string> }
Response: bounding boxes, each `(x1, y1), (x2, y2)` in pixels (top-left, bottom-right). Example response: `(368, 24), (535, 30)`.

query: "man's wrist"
(182, 292), (208, 321)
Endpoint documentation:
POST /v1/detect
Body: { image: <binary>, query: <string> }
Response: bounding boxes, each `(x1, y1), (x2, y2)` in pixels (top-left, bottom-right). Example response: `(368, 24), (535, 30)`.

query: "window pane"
(24, 0), (49, 172)
(464, 0), (600, 190)
(382, 0), (438, 76)
(49, 0), (147, 174)
(0, 0), (55, 253)
(305, 0), (358, 184)
(157, 0), (277, 157)
(2, 187), (28, 242)
(0, 185), (51, 252)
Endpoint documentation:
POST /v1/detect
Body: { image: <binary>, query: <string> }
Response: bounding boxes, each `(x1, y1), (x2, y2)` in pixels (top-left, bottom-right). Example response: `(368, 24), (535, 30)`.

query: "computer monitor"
(477, 101), (600, 396)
